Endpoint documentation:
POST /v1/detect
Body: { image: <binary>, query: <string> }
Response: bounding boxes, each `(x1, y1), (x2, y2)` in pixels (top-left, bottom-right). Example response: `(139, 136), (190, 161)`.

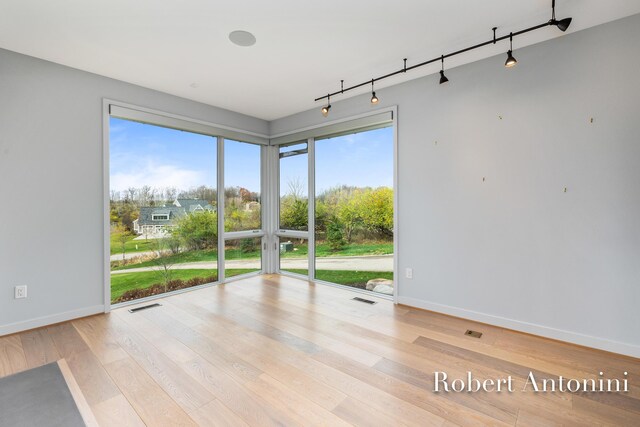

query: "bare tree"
(287, 177), (305, 200)
(127, 187), (137, 203)
(113, 224), (131, 264)
(165, 187), (177, 203)
(152, 237), (176, 293)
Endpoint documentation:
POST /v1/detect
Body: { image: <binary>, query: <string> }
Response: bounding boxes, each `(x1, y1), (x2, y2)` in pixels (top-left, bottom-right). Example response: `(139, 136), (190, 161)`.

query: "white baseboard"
(0, 305), (105, 337)
(396, 296), (640, 359)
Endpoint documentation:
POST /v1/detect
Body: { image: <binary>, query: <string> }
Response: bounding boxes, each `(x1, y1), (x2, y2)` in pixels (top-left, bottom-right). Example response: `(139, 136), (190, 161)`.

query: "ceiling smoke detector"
(229, 30), (256, 47)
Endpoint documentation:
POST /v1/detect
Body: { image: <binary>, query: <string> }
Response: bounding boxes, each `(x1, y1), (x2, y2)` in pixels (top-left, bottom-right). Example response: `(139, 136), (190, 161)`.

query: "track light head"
(439, 70), (449, 85)
(439, 55), (449, 85)
(551, 17), (572, 32)
(504, 33), (518, 68)
(369, 79), (379, 104)
(505, 50), (517, 68)
(321, 94), (331, 117)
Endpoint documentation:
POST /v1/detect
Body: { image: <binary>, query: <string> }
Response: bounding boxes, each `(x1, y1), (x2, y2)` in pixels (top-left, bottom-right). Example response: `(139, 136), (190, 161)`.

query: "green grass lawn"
(110, 268), (256, 302)
(110, 232), (156, 255)
(112, 249), (218, 271)
(281, 242), (393, 258)
(112, 241), (393, 271)
(285, 269), (393, 288)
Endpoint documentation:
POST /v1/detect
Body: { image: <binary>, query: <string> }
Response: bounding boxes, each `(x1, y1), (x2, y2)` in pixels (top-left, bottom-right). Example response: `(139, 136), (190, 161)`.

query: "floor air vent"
(128, 303), (162, 313)
(465, 330), (482, 338)
(352, 297), (377, 305)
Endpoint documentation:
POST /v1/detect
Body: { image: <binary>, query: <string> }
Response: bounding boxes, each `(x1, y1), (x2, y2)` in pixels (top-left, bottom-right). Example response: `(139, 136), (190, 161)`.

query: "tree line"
(281, 185), (393, 250)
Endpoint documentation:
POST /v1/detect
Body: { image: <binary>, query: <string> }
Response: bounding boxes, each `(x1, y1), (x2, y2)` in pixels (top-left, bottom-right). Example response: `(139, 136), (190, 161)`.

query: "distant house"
(132, 199), (215, 235)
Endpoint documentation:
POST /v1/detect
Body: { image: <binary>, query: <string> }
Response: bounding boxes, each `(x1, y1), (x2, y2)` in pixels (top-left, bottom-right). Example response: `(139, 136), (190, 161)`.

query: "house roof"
(174, 199), (214, 212)
(137, 206), (186, 226)
(137, 200), (215, 226)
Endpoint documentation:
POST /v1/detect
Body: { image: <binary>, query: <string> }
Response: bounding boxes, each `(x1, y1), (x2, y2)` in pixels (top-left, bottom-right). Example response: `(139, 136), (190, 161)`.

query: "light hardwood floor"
(1, 274), (639, 426)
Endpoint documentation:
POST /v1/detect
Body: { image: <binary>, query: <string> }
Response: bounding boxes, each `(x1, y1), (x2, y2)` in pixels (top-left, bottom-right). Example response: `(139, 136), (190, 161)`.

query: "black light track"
(314, 0), (572, 104)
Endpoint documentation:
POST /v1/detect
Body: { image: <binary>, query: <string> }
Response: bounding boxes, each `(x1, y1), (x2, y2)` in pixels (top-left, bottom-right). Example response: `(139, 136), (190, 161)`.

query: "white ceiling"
(1, 1), (639, 121)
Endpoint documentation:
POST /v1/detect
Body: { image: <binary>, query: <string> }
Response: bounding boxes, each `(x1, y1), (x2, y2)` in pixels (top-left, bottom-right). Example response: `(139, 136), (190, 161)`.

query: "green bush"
(326, 220), (347, 251)
(240, 238), (258, 253)
(280, 197), (308, 230)
(175, 211), (217, 250)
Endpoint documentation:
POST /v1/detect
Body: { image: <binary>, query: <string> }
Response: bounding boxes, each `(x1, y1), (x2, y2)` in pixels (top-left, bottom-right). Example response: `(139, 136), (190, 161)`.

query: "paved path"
(110, 250), (155, 262)
(111, 254), (393, 274)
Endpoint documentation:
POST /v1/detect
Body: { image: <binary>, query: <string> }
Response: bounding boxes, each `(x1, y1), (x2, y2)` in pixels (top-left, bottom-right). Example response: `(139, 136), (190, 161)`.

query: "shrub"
(240, 238), (257, 253)
(326, 220), (347, 251)
(175, 211), (217, 250)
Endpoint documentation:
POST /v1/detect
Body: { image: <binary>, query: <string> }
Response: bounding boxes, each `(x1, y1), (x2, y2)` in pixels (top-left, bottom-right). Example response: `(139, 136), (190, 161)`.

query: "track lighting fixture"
(321, 95), (331, 117)
(315, 0), (572, 112)
(439, 56), (449, 85)
(551, 17), (572, 32)
(505, 33), (517, 68)
(549, 0), (572, 32)
(370, 80), (379, 104)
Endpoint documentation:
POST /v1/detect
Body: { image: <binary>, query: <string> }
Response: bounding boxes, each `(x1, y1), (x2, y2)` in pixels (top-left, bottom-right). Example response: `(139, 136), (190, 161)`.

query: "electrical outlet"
(15, 285), (27, 299)
(405, 268), (413, 279)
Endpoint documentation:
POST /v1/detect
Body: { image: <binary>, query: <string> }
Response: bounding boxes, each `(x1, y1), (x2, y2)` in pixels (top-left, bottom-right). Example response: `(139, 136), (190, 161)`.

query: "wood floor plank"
(234, 299), (383, 367)
(189, 399), (251, 427)
(0, 334), (28, 376)
(104, 356), (197, 426)
(64, 349), (121, 406)
(19, 328), (60, 369)
(161, 296), (447, 427)
(571, 394), (640, 425)
(373, 356), (519, 424)
(162, 297), (359, 411)
(91, 394), (146, 427)
(47, 322), (91, 358)
(57, 358), (100, 427)
(243, 373), (353, 427)
(72, 315), (129, 365)
(180, 354), (294, 426)
(314, 349), (513, 427)
(332, 395), (412, 427)
(164, 298), (446, 427)
(107, 312), (215, 414)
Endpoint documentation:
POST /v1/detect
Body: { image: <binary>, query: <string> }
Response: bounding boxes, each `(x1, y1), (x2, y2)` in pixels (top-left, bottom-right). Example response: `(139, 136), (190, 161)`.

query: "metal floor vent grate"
(352, 297), (377, 305)
(128, 303), (162, 313)
(465, 330), (482, 338)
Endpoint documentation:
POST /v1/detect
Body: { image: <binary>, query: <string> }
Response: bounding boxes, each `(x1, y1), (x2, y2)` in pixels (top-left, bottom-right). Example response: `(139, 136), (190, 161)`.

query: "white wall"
(0, 48), (268, 333)
(270, 14), (640, 357)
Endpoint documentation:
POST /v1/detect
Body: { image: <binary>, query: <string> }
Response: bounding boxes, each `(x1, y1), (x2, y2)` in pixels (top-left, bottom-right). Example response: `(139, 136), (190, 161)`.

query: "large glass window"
(225, 237), (262, 278)
(224, 139), (261, 232)
(279, 142), (308, 231)
(314, 127), (394, 295)
(279, 237), (309, 276)
(109, 118), (218, 303)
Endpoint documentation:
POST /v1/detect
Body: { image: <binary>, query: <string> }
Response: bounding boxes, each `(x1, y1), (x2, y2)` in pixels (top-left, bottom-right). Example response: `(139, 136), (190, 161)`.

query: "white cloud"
(111, 161), (206, 192)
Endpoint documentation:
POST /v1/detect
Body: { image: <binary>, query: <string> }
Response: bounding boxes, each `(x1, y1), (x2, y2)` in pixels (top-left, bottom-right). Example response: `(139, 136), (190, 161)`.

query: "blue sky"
(110, 117), (393, 195)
